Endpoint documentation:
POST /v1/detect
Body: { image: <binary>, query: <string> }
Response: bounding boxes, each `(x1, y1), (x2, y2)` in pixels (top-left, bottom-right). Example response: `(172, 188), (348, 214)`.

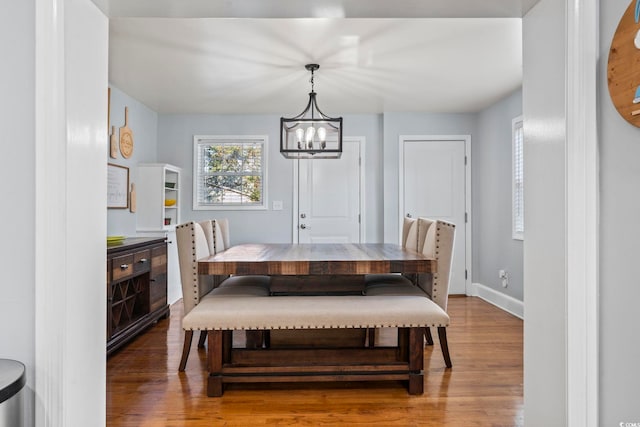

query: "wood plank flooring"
(107, 296), (523, 426)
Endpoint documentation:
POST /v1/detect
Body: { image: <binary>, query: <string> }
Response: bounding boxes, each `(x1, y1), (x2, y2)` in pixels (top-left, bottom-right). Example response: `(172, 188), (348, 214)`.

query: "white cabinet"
(136, 163), (183, 305)
(136, 163), (181, 232)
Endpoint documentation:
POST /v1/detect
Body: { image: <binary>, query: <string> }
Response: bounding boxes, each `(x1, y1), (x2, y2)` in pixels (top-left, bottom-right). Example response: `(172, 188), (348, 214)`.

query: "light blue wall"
(115, 89), (524, 304)
(474, 88), (523, 300)
(600, 0), (640, 424)
(157, 113), (384, 244)
(107, 85), (159, 236)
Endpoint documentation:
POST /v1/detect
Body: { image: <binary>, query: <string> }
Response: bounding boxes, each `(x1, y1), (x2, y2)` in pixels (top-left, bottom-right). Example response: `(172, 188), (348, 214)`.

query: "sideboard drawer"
(112, 254), (134, 281)
(133, 249), (151, 275)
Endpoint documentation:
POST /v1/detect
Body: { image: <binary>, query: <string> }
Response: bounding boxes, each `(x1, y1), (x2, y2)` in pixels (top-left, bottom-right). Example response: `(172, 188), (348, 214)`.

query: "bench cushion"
(182, 295), (449, 331)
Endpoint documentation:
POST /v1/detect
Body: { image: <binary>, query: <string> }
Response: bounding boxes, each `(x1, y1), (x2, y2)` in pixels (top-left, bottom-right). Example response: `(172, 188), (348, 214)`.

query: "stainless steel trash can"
(0, 359), (25, 427)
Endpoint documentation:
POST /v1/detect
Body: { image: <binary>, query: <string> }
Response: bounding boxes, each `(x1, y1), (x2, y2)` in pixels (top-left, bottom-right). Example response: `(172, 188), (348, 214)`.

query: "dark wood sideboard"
(107, 237), (170, 355)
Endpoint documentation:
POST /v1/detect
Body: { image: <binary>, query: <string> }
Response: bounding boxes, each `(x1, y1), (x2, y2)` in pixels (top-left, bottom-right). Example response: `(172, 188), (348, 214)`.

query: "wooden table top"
(198, 243), (436, 276)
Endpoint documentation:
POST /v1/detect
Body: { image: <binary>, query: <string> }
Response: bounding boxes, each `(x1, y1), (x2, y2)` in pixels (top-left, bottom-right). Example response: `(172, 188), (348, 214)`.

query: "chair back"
(200, 218), (230, 254)
(175, 221), (216, 316)
(417, 218), (456, 312)
(215, 218), (231, 251)
(199, 220), (216, 256)
(401, 217), (419, 251)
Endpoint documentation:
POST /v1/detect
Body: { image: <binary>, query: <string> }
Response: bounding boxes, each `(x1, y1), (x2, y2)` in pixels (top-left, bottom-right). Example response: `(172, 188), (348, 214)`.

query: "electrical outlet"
(499, 270), (509, 288)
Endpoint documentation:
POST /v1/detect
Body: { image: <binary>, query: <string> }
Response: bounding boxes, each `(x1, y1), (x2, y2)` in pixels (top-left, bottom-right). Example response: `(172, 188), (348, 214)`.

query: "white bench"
(182, 293), (449, 397)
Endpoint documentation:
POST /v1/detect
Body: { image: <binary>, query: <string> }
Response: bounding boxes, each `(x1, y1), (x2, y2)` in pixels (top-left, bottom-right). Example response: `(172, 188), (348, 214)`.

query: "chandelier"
(280, 64), (343, 159)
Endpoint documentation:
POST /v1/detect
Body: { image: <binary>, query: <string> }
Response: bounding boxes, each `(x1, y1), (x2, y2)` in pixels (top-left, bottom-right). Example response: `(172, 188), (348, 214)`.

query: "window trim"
(512, 116), (524, 240)
(192, 135), (268, 211)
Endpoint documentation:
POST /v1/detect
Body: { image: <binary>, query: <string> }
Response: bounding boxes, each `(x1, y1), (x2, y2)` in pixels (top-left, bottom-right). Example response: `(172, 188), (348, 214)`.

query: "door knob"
(406, 213), (412, 218)
(300, 224), (307, 229)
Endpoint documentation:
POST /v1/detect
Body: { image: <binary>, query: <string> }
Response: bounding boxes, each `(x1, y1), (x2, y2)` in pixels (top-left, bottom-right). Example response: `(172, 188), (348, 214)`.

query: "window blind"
(193, 136), (266, 209)
(512, 117), (524, 240)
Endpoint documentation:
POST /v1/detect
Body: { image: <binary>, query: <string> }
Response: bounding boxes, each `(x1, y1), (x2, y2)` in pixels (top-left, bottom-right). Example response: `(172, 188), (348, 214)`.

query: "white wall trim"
(292, 159), (300, 242)
(470, 283), (524, 319)
(566, 0), (599, 425)
(35, 0), (67, 424)
(291, 136), (366, 243)
(36, 1), (108, 425)
(398, 135), (472, 295)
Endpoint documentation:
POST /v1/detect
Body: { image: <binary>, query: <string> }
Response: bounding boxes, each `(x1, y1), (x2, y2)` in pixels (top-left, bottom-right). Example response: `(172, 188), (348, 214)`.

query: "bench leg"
(178, 330), (193, 372)
(408, 327), (424, 395)
(207, 330), (224, 397)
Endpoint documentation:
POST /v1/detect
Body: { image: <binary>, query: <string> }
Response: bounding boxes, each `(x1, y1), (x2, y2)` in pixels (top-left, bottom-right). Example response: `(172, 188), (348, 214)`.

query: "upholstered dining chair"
(199, 218), (272, 348)
(176, 221), (216, 371)
(365, 218), (456, 368)
(363, 217), (419, 345)
(175, 220), (270, 371)
(364, 217), (420, 291)
(200, 218), (271, 294)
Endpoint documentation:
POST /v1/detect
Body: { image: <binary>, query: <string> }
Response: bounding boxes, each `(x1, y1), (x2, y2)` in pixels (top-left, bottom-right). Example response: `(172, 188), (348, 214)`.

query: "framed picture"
(107, 163), (129, 209)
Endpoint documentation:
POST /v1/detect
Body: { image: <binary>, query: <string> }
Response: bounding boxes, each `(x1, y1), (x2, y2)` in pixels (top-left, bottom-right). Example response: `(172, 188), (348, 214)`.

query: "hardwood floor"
(107, 296), (523, 426)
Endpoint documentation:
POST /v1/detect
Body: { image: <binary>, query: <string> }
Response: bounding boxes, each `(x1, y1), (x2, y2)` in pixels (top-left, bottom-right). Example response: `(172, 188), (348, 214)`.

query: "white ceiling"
(105, 1), (528, 115)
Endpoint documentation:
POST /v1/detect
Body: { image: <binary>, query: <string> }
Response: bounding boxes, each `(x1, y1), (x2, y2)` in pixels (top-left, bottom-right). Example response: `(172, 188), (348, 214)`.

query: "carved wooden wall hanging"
(608, 0), (640, 127)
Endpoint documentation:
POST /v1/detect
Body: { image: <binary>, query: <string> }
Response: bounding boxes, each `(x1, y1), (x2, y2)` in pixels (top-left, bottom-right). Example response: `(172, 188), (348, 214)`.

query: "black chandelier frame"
(280, 64), (343, 159)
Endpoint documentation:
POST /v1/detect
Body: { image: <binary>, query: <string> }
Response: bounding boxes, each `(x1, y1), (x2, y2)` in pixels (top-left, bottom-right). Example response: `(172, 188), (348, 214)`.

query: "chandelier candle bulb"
(295, 128), (304, 149)
(317, 127), (326, 141)
(305, 126), (315, 146)
(317, 126), (327, 149)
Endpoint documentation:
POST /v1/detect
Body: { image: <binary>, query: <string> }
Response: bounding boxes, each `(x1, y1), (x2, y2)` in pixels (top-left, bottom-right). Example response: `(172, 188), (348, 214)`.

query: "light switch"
(273, 200), (283, 211)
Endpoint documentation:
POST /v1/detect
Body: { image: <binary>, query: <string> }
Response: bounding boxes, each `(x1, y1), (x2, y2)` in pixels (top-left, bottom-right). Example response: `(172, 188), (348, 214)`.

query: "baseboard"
(470, 283), (524, 319)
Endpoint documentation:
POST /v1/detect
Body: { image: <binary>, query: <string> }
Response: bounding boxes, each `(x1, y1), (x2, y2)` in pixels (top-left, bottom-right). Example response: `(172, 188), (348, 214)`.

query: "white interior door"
(297, 139), (362, 243)
(400, 137), (468, 294)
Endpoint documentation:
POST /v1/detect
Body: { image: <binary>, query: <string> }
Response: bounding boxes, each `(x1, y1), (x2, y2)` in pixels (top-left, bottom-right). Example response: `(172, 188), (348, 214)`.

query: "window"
(193, 135), (267, 210)
(512, 116), (524, 240)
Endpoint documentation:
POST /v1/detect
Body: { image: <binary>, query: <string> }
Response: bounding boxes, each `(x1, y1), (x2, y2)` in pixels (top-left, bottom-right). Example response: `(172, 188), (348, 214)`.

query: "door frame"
(398, 135), (472, 295)
(292, 136), (366, 243)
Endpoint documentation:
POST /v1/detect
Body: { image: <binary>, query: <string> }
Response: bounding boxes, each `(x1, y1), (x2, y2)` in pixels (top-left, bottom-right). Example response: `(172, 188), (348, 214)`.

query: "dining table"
(197, 242), (436, 294)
